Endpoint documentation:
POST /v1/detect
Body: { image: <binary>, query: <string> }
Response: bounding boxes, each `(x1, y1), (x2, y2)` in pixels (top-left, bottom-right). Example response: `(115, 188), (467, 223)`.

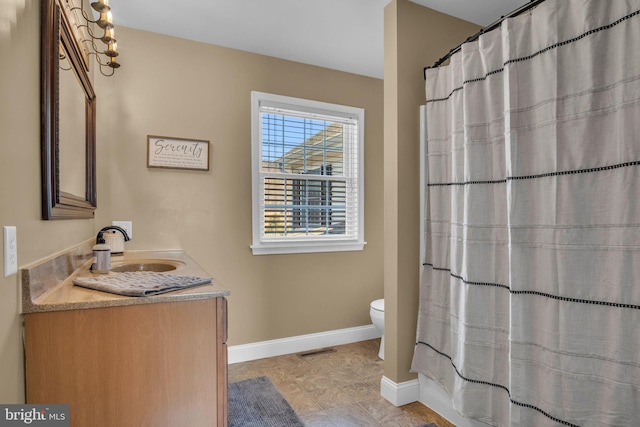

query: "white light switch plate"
(4, 226), (17, 277)
(112, 221), (133, 239)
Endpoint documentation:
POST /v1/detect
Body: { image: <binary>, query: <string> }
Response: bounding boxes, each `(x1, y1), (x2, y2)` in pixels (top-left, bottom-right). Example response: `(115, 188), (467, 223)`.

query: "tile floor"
(228, 339), (454, 427)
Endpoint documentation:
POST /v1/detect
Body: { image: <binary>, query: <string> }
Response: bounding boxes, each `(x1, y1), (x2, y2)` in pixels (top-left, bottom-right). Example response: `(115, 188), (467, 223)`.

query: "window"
(251, 91), (365, 255)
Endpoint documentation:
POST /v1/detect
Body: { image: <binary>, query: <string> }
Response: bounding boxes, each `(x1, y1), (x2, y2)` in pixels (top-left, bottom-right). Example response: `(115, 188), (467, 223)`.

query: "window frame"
(250, 91), (366, 255)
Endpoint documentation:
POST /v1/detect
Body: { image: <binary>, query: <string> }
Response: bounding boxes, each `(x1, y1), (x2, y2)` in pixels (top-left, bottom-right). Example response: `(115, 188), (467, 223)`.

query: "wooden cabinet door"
(25, 298), (226, 427)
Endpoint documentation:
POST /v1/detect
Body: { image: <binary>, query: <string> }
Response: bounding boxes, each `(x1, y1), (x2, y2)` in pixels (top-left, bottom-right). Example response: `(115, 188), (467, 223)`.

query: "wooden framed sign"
(147, 135), (210, 171)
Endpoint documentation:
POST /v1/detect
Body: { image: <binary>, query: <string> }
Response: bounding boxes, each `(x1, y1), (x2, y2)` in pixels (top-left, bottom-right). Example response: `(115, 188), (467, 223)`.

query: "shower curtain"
(411, 1), (640, 426)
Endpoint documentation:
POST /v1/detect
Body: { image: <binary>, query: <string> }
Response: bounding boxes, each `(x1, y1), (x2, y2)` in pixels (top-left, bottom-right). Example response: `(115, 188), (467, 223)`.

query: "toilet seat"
(369, 299), (385, 360)
(370, 299), (384, 312)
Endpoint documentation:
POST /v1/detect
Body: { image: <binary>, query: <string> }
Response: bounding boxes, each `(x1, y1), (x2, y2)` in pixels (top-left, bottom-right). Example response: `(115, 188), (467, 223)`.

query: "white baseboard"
(380, 376), (420, 406)
(418, 373), (491, 427)
(228, 324), (381, 364)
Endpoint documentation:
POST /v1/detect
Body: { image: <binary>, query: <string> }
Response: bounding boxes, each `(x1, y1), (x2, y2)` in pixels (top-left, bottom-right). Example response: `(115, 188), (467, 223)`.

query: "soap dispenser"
(92, 234), (111, 274)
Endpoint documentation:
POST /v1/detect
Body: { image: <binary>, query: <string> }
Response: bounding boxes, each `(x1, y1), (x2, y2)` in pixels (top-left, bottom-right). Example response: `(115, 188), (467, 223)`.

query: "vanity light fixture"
(70, 0), (121, 76)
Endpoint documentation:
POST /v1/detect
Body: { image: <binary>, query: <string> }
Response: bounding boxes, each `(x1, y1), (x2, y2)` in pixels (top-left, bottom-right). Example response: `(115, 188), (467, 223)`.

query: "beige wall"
(94, 27), (385, 346)
(0, 1), (97, 403)
(383, 0), (479, 383)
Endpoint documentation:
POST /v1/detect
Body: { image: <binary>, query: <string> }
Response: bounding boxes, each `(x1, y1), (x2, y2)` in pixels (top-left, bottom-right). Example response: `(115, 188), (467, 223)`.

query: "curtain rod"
(423, 0), (547, 79)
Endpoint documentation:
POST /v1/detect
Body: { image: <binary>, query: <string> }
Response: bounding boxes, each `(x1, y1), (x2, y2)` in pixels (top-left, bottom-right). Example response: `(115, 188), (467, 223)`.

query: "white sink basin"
(110, 259), (185, 273)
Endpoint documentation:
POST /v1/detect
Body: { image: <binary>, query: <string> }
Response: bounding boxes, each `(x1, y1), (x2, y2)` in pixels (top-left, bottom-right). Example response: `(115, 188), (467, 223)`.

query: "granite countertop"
(22, 248), (230, 313)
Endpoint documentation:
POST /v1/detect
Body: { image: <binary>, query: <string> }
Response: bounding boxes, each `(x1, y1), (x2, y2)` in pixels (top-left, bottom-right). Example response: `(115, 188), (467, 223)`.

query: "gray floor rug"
(229, 376), (305, 427)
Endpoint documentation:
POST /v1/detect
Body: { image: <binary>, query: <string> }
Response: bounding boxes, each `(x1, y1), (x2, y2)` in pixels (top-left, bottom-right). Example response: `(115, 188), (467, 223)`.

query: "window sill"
(250, 240), (366, 255)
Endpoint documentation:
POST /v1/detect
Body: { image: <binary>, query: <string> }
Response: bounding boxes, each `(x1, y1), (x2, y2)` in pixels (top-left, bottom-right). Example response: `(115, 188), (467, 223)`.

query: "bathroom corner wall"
(383, 0), (480, 384)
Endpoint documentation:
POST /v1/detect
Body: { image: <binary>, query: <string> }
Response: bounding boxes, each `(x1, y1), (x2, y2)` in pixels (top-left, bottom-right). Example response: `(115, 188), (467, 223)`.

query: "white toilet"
(369, 299), (385, 360)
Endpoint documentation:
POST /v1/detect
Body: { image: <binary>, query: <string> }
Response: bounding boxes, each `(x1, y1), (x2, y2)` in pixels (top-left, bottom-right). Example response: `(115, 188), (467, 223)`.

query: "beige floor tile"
(307, 385), (357, 410)
(302, 403), (381, 426)
(357, 396), (407, 423)
(229, 339), (448, 426)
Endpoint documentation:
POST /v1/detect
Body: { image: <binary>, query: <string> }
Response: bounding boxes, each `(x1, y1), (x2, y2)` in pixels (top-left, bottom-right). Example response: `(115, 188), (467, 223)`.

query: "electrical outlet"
(112, 221), (133, 239)
(4, 226), (17, 277)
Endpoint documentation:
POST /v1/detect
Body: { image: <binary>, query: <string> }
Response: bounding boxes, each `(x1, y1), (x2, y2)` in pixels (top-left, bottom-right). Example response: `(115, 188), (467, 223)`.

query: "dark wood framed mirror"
(41, 0), (97, 219)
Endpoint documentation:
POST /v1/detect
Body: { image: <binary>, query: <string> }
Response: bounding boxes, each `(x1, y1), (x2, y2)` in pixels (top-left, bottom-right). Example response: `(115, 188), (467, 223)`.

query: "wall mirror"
(41, 0), (97, 219)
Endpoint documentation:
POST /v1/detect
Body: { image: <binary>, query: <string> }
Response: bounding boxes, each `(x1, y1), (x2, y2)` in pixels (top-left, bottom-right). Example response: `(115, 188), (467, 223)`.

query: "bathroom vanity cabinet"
(21, 248), (230, 427)
(24, 297), (228, 427)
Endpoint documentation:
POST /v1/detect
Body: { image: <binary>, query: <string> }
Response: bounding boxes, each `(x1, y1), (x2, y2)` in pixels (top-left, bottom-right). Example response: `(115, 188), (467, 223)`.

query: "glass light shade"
(100, 28), (116, 44)
(96, 11), (114, 29)
(105, 42), (118, 57)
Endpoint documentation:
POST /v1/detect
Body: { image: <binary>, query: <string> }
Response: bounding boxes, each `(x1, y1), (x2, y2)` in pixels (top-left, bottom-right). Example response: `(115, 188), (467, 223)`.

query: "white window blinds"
(251, 92), (365, 255)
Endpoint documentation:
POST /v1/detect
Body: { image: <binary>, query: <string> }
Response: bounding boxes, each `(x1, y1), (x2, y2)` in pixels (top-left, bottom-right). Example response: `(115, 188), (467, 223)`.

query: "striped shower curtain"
(411, 1), (640, 426)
